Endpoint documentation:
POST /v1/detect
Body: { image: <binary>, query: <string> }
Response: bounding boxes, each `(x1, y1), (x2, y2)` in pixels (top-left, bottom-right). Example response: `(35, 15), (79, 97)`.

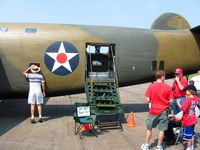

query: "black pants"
(164, 120), (182, 145)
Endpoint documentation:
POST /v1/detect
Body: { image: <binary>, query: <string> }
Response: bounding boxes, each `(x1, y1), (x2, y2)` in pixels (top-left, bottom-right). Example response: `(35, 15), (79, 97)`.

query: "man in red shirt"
(141, 70), (173, 150)
(172, 68), (188, 114)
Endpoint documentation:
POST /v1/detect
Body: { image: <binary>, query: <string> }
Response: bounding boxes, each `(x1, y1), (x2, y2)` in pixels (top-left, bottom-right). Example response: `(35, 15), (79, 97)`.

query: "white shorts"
(28, 92), (44, 105)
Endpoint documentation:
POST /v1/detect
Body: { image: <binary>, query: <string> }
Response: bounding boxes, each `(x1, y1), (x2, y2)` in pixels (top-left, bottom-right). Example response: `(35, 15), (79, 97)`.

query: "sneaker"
(31, 118), (35, 124)
(156, 145), (163, 150)
(186, 147), (192, 150)
(191, 145), (194, 150)
(39, 118), (43, 123)
(141, 144), (149, 150)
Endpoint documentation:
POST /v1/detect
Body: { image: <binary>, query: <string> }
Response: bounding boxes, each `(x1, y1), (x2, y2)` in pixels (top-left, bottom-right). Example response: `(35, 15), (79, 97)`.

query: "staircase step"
(93, 89), (112, 92)
(85, 77), (123, 114)
(97, 104), (116, 108)
(96, 98), (112, 101)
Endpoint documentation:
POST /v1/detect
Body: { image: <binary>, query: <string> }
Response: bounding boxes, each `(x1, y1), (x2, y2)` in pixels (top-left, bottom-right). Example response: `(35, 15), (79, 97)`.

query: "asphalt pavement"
(0, 79), (200, 150)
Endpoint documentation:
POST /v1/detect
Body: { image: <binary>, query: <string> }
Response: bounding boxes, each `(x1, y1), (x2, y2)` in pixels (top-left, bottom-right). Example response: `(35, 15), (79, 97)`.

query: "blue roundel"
(44, 41), (79, 76)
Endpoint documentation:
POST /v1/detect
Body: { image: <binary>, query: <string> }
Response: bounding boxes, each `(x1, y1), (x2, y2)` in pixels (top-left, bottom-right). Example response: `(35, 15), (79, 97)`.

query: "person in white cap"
(23, 64), (45, 123)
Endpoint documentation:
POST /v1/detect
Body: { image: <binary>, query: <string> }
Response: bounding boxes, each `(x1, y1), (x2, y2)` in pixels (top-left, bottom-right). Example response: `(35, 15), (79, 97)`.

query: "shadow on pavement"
(0, 98), (148, 136)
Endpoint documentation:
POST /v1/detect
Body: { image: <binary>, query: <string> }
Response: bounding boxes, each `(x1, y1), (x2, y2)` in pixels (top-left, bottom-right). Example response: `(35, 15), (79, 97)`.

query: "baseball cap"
(174, 68), (183, 74)
(183, 84), (197, 93)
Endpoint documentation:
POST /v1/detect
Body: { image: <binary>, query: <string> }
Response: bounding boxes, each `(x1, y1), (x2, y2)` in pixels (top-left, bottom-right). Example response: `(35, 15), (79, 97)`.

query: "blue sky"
(0, 0), (199, 28)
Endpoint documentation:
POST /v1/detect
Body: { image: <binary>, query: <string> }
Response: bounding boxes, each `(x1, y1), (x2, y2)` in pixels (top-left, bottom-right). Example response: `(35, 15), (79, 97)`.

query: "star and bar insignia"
(44, 41), (79, 76)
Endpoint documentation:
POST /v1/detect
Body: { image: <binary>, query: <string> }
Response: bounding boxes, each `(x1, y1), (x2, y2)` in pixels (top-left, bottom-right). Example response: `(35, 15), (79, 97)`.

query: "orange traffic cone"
(127, 111), (136, 128)
(82, 124), (91, 131)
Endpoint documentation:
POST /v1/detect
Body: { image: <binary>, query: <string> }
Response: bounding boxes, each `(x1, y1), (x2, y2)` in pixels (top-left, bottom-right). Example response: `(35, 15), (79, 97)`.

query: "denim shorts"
(171, 96), (186, 115)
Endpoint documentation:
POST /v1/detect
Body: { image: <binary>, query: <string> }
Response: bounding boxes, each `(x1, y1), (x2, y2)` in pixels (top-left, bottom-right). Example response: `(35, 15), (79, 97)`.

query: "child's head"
(189, 80), (194, 85)
(183, 84), (197, 96)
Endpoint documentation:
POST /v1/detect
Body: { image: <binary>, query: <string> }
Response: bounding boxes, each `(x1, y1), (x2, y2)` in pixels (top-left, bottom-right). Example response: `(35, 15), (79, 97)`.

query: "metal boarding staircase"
(85, 44), (123, 115)
(85, 79), (123, 115)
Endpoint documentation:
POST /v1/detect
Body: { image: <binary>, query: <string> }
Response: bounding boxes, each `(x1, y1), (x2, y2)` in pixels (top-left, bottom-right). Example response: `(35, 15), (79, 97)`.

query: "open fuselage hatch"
(86, 43), (115, 80)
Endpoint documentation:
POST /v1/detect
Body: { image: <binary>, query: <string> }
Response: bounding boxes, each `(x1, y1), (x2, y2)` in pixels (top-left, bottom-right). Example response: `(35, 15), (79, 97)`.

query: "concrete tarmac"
(0, 79), (200, 150)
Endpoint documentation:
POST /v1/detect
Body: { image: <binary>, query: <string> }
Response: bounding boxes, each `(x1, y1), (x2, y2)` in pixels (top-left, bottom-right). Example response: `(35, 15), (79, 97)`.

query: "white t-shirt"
(191, 75), (200, 90)
(25, 73), (45, 93)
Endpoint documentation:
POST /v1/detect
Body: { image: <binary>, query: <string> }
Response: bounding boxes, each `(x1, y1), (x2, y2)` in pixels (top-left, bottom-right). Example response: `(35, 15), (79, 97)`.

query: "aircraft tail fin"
(190, 25), (200, 33)
(151, 13), (191, 30)
(190, 25), (200, 49)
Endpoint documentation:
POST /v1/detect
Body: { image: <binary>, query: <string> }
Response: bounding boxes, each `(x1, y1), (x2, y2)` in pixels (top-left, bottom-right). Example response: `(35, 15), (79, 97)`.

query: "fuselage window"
(25, 28), (37, 33)
(0, 27), (8, 32)
(159, 60), (165, 70)
(28, 63), (40, 67)
(151, 60), (157, 71)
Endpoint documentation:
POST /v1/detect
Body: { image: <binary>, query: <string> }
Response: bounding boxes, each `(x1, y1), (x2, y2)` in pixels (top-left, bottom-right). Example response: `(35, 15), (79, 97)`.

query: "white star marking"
(46, 42), (78, 72)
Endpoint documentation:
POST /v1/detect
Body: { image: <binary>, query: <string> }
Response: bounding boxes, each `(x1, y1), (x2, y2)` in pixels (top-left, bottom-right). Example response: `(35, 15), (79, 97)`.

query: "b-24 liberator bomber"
(0, 12), (200, 99)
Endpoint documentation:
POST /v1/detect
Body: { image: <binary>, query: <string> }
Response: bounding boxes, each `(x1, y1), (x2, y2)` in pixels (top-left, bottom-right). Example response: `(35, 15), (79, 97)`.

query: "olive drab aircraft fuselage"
(0, 13), (200, 99)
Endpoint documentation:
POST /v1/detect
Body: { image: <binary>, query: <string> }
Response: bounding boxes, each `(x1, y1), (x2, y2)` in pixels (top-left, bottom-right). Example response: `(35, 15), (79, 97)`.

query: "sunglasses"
(174, 73), (180, 75)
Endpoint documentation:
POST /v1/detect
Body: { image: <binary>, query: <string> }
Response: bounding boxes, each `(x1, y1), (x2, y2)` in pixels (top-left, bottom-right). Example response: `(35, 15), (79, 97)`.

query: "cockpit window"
(0, 27), (8, 32)
(25, 28), (37, 33)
